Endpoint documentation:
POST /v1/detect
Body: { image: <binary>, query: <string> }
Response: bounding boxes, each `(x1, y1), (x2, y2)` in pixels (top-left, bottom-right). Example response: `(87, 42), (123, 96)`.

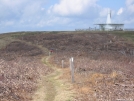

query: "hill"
(0, 31), (134, 101)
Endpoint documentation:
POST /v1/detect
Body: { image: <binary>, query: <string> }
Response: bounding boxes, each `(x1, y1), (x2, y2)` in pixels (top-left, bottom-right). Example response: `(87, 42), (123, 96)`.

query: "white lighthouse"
(95, 9), (124, 31)
(106, 10), (112, 24)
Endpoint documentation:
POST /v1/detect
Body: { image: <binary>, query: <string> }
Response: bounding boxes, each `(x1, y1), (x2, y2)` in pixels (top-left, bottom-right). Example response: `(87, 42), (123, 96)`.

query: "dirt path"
(32, 56), (75, 101)
(3, 37), (76, 101)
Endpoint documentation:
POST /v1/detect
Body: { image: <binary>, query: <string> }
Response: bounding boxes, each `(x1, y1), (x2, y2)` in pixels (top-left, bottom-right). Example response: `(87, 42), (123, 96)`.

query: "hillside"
(0, 33), (52, 101)
(0, 31), (134, 101)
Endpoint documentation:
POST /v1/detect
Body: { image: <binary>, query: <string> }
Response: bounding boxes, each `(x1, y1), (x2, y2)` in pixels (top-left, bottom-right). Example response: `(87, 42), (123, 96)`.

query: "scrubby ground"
(0, 41), (43, 60)
(1, 31), (134, 101)
(52, 52), (134, 101)
(0, 39), (51, 101)
(33, 56), (75, 101)
(0, 57), (51, 101)
(17, 31), (134, 100)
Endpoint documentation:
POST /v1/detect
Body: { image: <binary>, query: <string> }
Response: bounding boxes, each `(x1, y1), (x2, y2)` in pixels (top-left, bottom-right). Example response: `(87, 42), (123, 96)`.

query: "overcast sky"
(0, 0), (134, 33)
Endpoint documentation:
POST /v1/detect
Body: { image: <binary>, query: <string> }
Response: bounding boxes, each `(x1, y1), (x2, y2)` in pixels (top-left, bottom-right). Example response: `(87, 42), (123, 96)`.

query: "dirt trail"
(32, 56), (75, 101)
(2, 36), (76, 101)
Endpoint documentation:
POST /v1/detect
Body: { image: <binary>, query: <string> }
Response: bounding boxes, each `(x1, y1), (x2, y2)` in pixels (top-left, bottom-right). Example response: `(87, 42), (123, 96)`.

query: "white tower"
(95, 9), (124, 31)
(106, 10), (112, 24)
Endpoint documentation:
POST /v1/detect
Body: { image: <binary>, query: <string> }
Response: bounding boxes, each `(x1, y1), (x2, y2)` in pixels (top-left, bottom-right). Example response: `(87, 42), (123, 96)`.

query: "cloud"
(126, 0), (134, 5)
(109, 0), (134, 27)
(126, 0), (134, 13)
(1, 0), (134, 33)
(99, 8), (110, 17)
(124, 18), (134, 24)
(37, 16), (71, 27)
(0, 0), (47, 28)
(21, 2), (42, 19)
(0, 20), (14, 28)
(117, 8), (124, 15)
(0, 0), (26, 7)
(50, 0), (98, 16)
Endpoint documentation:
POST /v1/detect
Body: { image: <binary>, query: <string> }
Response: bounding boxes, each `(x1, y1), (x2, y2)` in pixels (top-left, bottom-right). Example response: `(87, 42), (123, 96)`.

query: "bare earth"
(32, 56), (76, 101)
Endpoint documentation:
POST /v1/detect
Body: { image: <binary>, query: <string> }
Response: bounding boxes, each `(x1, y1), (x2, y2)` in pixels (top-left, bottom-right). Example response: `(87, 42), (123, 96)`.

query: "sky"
(0, 0), (134, 33)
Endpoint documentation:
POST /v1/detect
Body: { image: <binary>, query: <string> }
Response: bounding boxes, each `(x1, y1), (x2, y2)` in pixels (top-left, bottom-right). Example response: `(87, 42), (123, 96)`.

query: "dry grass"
(22, 31), (133, 101)
(0, 36), (15, 49)
(45, 57), (76, 101)
(52, 52), (134, 101)
(0, 35), (52, 101)
(1, 31), (134, 101)
(0, 57), (52, 101)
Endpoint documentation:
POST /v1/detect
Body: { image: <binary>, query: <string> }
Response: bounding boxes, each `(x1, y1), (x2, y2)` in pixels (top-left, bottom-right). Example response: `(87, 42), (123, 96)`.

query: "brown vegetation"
(0, 40), (51, 101)
(1, 31), (134, 101)
(0, 41), (43, 61)
(19, 31), (134, 101)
